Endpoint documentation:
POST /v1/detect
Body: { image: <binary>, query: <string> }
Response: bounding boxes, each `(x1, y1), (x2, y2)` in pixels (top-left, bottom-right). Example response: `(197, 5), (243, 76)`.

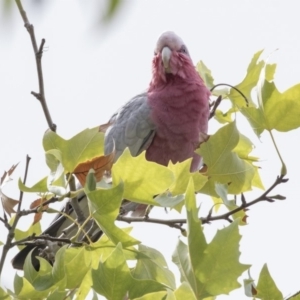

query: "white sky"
(1, 0), (300, 299)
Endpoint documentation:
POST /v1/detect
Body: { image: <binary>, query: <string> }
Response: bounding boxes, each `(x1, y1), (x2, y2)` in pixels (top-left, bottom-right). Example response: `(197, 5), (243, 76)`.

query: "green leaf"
(113, 149), (174, 205)
(172, 240), (197, 292)
(154, 193), (185, 211)
(64, 247), (91, 289)
(15, 222), (42, 249)
(242, 75), (300, 137)
(133, 244), (176, 289)
(252, 167), (265, 190)
(229, 50), (264, 107)
(185, 178), (210, 298)
(52, 246), (67, 286)
(45, 149), (66, 196)
(43, 127), (105, 173)
(92, 243), (133, 300)
(0, 286), (11, 299)
(243, 271), (256, 297)
(103, 0), (122, 21)
(13, 274), (50, 299)
(233, 133), (258, 162)
(197, 122), (255, 194)
(133, 291), (167, 300)
(214, 183), (247, 225)
(240, 106), (266, 137)
(129, 278), (167, 300)
(18, 176), (48, 193)
(256, 264), (283, 300)
(197, 220), (250, 295)
(24, 254), (53, 291)
(196, 61), (215, 89)
(265, 63), (277, 81)
(287, 293), (300, 300)
(87, 229), (138, 270)
(47, 289), (69, 300)
(174, 282), (197, 300)
(262, 82), (300, 132)
(86, 182), (140, 247)
(168, 159), (207, 195)
(214, 108), (235, 124)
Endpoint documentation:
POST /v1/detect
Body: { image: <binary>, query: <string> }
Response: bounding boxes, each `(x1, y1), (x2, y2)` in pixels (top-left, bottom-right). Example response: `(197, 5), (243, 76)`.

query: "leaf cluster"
(1, 46), (300, 300)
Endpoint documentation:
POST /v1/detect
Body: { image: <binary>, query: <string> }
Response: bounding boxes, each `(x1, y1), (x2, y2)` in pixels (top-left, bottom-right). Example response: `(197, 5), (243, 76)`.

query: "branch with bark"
(15, 0), (56, 132)
(118, 174), (287, 230)
(0, 155), (31, 275)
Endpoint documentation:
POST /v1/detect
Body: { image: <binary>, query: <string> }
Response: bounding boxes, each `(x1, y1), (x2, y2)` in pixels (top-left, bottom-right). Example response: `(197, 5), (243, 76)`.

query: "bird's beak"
(161, 46), (172, 73)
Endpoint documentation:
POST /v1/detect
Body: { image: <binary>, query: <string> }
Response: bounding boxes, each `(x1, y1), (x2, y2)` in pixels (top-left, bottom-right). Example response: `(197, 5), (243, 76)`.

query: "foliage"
(1, 50), (299, 299)
(1, 2), (300, 299)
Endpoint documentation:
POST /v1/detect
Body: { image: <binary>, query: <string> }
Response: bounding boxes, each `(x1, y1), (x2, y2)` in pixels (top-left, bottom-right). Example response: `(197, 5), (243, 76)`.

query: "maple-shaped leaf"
(133, 244), (176, 289)
(168, 159), (207, 196)
(0, 163), (20, 215)
(15, 222), (42, 250)
(196, 60), (215, 90)
(112, 149), (174, 205)
(0, 163), (19, 185)
(197, 220), (250, 295)
(92, 244), (166, 300)
(228, 50), (264, 107)
(255, 264), (283, 300)
(0, 191), (19, 216)
(86, 182), (140, 247)
(43, 127), (105, 173)
(73, 152), (115, 186)
(30, 198), (49, 225)
(197, 121), (256, 194)
(242, 80), (300, 136)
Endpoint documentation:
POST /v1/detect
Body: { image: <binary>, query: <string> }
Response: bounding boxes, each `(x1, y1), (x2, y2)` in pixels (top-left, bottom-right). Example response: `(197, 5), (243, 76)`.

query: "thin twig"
(15, 0), (56, 132)
(0, 155), (31, 275)
(117, 215), (186, 231)
(209, 95), (222, 119)
(210, 83), (249, 106)
(117, 175), (287, 230)
(68, 174), (86, 224)
(11, 234), (75, 248)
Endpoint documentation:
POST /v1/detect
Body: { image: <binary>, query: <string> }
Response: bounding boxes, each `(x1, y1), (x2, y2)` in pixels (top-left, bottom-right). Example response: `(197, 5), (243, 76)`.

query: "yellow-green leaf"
(197, 122), (255, 194)
(256, 264), (283, 300)
(113, 149), (174, 205)
(43, 127), (105, 173)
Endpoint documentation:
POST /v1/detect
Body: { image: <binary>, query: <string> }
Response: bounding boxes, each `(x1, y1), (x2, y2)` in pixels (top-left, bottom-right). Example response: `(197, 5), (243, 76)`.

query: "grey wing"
(104, 93), (156, 160)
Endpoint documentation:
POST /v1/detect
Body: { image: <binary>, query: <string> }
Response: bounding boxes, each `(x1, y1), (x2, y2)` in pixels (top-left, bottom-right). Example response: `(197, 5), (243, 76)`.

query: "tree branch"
(209, 95), (222, 119)
(10, 233), (76, 248)
(0, 155), (31, 275)
(68, 174), (86, 224)
(15, 0), (56, 132)
(117, 175), (287, 231)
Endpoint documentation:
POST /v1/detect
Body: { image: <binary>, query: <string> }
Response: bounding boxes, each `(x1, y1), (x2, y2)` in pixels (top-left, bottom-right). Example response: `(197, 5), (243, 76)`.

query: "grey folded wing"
(104, 93), (156, 160)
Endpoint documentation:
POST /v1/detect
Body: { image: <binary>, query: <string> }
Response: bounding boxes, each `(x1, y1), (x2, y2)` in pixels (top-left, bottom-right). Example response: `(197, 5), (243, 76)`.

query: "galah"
(105, 31), (210, 172)
(12, 31), (210, 270)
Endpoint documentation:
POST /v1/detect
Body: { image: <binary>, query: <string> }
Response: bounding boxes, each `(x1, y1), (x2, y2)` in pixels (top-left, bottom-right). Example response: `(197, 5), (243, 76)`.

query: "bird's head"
(151, 31), (195, 85)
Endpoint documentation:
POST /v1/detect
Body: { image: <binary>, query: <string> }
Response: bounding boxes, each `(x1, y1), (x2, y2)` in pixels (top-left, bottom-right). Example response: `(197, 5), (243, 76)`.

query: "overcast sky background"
(1, 0), (300, 299)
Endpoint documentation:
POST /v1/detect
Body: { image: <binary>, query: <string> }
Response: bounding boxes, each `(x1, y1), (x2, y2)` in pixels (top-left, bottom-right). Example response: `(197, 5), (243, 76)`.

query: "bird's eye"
(180, 46), (187, 53)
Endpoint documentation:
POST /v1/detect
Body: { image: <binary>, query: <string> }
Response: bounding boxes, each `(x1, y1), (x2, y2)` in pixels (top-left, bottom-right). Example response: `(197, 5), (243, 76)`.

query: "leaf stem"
(269, 130), (287, 175)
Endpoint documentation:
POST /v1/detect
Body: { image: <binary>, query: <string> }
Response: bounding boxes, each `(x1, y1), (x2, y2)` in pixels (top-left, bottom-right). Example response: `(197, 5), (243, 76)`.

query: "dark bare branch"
(15, 0), (56, 132)
(0, 155), (31, 275)
(117, 175), (287, 231)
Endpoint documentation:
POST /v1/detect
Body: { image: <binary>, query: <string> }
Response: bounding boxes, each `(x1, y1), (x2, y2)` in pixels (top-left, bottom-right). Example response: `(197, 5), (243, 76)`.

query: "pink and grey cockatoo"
(12, 31), (210, 270)
(104, 31), (210, 172)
